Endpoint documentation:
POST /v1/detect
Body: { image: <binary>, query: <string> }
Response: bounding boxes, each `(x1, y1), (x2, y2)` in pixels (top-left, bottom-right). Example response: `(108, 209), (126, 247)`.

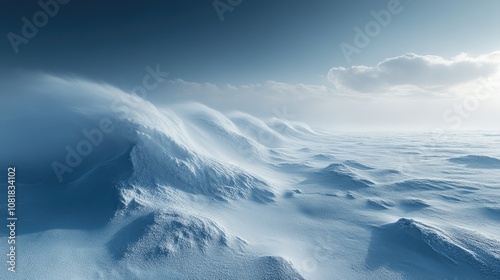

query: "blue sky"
(2, 0), (499, 85)
(2, 0), (500, 130)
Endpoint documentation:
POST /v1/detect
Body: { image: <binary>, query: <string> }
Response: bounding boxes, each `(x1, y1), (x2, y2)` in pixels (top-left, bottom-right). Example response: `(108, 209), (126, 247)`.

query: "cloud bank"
(328, 52), (500, 94)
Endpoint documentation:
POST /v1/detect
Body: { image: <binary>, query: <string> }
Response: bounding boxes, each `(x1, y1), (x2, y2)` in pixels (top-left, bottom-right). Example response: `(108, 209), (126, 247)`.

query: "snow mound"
(228, 112), (287, 148)
(398, 198), (430, 211)
(395, 218), (475, 264)
(305, 163), (374, 189)
(398, 218), (500, 276)
(482, 207), (500, 221)
(253, 256), (305, 280)
(111, 100), (277, 203)
(107, 210), (244, 260)
(267, 117), (315, 139)
(174, 103), (268, 161)
(449, 155), (500, 169)
(343, 160), (374, 170)
(129, 129), (275, 202)
(312, 154), (334, 161)
(366, 218), (500, 278)
(366, 199), (395, 210)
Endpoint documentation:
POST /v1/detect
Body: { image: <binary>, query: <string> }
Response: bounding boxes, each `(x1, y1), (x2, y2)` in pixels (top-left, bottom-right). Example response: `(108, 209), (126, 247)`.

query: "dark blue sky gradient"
(1, 0), (499, 88)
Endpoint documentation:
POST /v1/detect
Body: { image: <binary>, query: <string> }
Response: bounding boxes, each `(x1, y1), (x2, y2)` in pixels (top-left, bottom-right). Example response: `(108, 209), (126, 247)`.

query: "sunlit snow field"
(1, 76), (499, 279)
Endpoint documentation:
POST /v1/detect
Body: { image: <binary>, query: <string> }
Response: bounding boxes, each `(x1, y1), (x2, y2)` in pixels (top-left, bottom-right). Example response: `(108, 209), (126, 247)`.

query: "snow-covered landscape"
(2, 1), (500, 279)
(2, 77), (499, 279)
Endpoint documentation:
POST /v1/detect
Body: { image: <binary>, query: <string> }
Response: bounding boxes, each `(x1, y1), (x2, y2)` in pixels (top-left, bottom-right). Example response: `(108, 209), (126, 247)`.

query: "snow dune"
(449, 155), (500, 169)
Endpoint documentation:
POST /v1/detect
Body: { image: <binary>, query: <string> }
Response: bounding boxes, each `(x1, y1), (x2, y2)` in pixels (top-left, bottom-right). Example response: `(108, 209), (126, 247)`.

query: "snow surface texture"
(1, 76), (500, 279)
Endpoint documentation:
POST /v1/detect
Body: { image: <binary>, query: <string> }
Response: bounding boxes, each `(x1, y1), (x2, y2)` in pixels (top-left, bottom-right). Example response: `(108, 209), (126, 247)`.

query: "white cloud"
(328, 52), (500, 94)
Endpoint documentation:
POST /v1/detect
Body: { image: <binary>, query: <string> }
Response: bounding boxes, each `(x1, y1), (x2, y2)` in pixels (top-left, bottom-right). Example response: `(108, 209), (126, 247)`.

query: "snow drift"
(1, 74), (499, 279)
